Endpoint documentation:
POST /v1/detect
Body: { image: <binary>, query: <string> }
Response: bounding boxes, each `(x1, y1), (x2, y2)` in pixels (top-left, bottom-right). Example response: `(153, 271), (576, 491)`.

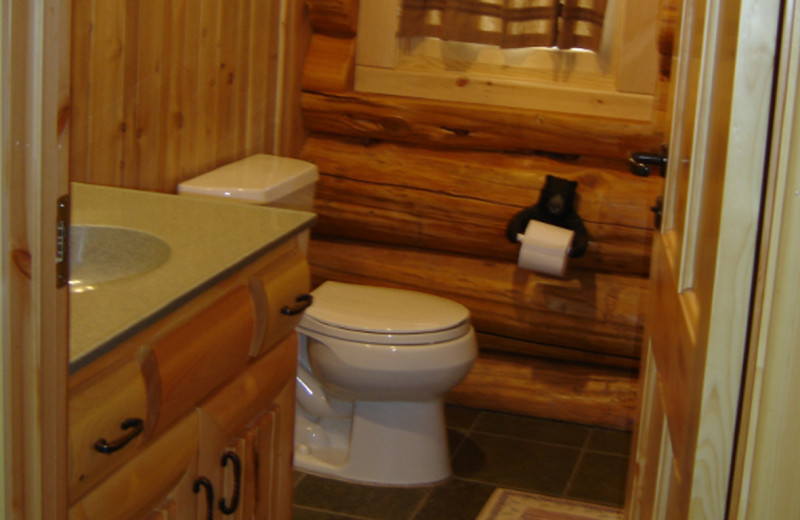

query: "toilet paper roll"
(516, 220), (574, 277)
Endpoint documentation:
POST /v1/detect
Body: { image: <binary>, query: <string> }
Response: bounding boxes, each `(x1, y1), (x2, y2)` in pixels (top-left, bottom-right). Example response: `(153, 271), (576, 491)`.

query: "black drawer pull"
(281, 293), (313, 316)
(219, 452), (241, 515)
(93, 418), (144, 454)
(193, 477), (214, 520)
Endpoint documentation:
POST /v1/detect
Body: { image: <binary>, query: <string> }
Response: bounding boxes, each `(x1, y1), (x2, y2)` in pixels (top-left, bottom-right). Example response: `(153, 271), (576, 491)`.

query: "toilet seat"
(298, 282), (472, 345)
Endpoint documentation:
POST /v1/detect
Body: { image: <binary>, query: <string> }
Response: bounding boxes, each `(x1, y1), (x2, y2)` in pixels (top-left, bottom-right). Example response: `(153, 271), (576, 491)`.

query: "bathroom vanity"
(67, 183), (315, 519)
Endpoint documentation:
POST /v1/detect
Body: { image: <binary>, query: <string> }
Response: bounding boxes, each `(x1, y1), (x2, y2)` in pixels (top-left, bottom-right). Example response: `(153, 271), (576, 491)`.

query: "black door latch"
(629, 145), (668, 177)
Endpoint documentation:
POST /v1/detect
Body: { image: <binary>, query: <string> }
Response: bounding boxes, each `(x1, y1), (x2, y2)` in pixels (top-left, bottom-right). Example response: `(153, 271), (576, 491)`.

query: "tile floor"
(292, 405), (632, 520)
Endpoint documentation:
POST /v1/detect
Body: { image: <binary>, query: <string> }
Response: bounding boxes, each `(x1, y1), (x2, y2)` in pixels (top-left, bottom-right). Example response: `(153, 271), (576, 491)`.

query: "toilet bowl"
(293, 281), (477, 485)
(177, 155), (478, 486)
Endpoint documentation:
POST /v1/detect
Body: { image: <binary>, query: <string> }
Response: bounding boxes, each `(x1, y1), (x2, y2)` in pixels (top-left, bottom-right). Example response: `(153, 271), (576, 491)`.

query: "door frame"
(2, 0), (70, 518)
(729, 1), (800, 517)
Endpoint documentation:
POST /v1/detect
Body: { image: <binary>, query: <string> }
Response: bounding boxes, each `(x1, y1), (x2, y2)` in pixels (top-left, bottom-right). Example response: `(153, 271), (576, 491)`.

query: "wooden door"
(625, 0), (782, 518)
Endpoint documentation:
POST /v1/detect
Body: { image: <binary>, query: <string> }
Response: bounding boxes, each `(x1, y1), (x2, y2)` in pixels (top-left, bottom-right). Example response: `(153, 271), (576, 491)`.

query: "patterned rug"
(476, 489), (624, 520)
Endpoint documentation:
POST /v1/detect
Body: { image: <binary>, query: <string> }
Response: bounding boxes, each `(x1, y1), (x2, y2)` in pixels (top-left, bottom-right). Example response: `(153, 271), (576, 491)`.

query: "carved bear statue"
(505, 175), (589, 258)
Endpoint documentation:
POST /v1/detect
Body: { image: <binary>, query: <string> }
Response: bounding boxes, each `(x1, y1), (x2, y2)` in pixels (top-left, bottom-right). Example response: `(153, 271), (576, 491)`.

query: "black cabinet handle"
(93, 418), (144, 454)
(193, 477), (214, 520)
(281, 293), (313, 316)
(218, 452), (241, 515)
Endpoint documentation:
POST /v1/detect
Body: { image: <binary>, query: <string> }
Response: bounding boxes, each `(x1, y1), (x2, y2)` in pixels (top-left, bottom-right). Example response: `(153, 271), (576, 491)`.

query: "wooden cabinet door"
(69, 415), (200, 520)
(197, 334), (298, 520)
(625, 0), (780, 518)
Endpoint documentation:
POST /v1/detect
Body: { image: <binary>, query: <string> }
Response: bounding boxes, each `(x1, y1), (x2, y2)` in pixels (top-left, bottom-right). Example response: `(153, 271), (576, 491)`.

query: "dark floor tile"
(586, 428), (633, 455)
(445, 405), (481, 430)
(448, 427), (467, 458)
(413, 478), (495, 520)
(293, 474), (430, 520)
(566, 452), (629, 507)
(452, 432), (581, 496)
(474, 412), (591, 447)
(292, 506), (362, 520)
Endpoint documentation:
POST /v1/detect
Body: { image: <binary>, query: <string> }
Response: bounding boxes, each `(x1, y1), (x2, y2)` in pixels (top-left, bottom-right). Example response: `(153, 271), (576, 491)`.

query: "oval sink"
(69, 225), (171, 292)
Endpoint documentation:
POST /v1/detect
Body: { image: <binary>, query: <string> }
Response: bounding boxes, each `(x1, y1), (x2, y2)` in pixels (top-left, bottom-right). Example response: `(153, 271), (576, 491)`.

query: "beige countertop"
(69, 182), (316, 372)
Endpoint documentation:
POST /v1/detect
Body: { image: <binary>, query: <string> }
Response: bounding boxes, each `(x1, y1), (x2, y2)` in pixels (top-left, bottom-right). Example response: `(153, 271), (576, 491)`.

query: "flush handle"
(281, 293), (313, 316)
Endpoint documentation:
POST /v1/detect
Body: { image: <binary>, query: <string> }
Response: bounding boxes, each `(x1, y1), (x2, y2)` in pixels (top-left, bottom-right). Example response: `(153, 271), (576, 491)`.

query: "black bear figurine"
(505, 175), (589, 258)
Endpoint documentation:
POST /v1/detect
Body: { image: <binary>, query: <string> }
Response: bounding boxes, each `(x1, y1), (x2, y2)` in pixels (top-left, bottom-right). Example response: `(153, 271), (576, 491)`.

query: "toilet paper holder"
(505, 175), (589, 258)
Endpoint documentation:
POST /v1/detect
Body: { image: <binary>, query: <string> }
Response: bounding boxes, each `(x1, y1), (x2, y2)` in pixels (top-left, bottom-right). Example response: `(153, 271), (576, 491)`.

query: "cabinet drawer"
(69, 413), (198, 520)
(141, 284), (256, 436)
(249, 251), (310, 358)
(68, 360), (148, 501)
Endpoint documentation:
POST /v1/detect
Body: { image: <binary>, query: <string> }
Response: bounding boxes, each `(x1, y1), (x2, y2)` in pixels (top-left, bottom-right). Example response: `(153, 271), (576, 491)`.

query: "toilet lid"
(301, 282), (471, 337)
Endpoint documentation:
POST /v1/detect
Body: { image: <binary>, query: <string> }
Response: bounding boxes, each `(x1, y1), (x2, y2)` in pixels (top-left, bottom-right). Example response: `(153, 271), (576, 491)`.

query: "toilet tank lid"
(303, 282), (471, 334)
(176, 154), (319, 204)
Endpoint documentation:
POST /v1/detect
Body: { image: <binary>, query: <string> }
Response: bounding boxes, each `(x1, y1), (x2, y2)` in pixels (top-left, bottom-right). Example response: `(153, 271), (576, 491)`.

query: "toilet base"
(294, 398), (452, 486)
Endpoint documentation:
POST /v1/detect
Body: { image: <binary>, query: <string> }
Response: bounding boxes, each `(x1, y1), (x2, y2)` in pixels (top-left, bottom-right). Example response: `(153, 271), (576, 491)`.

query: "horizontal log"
(301, 90), (666, 160)
(302, 136), (661, 275)
(446, 351), (638, 430)
(477, 332), (639, 370)
(308, 238), (646, 361)
(307, 0), (359, 36)
(302, 34), (356, 93)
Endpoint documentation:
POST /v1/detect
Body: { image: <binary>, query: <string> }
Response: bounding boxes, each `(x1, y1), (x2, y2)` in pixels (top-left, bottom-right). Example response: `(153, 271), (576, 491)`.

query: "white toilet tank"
(176, 154), (318, 212)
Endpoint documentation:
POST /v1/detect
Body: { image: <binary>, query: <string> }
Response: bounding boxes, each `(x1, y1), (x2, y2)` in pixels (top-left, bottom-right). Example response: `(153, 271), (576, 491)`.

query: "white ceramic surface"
(293, 282), (478, 486)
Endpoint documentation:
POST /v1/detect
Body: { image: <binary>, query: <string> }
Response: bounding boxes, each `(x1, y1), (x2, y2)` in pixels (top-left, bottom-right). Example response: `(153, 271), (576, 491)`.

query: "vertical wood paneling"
(180, 0), (202, 182)
(215, 0), (240, 166)
(164, 0), (188, 193)
(195, 0), (222, 176)
(89, 0), (126, 186)
(70, 0), (284, 193)
(236, 0), (253, 156)
(70, 0), (92, 183)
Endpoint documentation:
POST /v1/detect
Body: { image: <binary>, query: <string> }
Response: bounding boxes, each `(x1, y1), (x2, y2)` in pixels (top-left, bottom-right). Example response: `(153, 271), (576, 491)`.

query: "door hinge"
(651, 196), (664, 230)
(56, 194), (69, 288)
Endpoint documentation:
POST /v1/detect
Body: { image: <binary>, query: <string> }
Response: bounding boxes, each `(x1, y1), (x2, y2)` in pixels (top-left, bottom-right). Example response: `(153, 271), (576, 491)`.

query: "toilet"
(178, 154), (479, 486)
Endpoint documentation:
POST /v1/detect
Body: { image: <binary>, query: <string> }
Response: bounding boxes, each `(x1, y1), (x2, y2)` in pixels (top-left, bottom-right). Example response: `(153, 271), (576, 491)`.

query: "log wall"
(301, 0), (676, 430)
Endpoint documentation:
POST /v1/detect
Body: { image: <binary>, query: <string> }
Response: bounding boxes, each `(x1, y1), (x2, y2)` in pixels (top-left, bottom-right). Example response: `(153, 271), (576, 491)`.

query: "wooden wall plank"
(302, 90), (666, 160)
(215, 0), (242, 167)
(70, 0), (92, 184)
(236, 0), (253, 156)
(195, 0), (222, 176)
(164, 0), (187, 193)
(134, 0), (165, 191)
(179, 0), (202, 184)
(88, 0), (126, 186)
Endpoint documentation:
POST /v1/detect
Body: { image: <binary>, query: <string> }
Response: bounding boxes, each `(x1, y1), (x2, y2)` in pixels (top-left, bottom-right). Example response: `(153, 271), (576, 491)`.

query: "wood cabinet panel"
(68, 359), (148, 501)
(251, 254), (311, 357)
(141, 285), (256, 437)
(69, 244), (305, 518)
(68, 414), (199, 520)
